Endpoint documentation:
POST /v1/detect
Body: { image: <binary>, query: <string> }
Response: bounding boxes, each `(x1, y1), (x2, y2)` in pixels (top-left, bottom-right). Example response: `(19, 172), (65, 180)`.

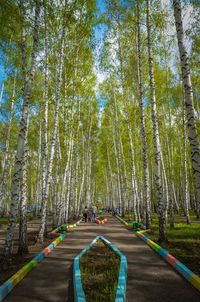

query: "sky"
(95, 0), (107, 41)
(94, 0), (108, 108)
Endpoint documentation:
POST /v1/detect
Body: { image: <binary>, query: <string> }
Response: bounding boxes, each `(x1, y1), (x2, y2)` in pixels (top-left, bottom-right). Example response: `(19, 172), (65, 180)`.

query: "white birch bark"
(18, 132), (29, 255)
(64, 140), (74, 223)
(120, 137), (129, 213)
(74, 153), (80, 218)
(127, 122), (139, 221)
(0, 70), (16, 208)
(52, 137), (60, 228)
(173, 0), (200, 218)
(77, 161), (85, 216)
(74, 101), (81, 218)
(41, 0), (49, 220)
(161, 154), (169, 214)
(113, 90), (124, 215)
(76, 131), (86, 216)
(146, 0), (167, 242)
(35, 124), (42, 217)
(137, 0), (151, 227)
(183, 97), (191, 224)
(58, 137), (73, 225)
(4, 0), (41, 258)
(107, 149), (115, 210)
(85, 108), (93, 206)
(38, 4), (66, 241)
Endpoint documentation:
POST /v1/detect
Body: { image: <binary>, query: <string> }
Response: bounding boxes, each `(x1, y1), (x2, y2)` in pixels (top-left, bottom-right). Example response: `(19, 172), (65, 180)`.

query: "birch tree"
(4, 0), (41, 258)
(146, 0), (167, 242)
(173, 0), (200, 217)
(137, 0), (151, 228)
(38, 0), (67, 242)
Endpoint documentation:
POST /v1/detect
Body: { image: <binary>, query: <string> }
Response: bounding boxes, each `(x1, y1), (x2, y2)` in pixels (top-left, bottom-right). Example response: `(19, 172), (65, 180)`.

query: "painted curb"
(115, 214), (200, 293)
(95, 218), (108, 224)
(74, 235), (127, 302)
(115, 215), (129, 226)
(136, 230), (200, 293)
(0, 218), (82, 302)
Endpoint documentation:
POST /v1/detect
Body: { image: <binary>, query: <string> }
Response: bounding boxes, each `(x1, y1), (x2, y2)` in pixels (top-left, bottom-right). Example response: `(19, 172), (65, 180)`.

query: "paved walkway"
(4, 217), (200, 302)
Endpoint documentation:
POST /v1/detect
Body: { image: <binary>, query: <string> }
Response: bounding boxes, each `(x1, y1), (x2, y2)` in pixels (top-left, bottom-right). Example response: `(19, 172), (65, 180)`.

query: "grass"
(79, 240), (120, 302)
(145, 215), (200, 276)
(0, 217), (8, 224)
(120, 212), (200, 276)
(0, 214), (37, 226)
(123, 213), (135, 223)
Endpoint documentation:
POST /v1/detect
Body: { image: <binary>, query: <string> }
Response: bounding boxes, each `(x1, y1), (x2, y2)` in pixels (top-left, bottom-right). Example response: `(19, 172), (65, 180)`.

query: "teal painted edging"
(115, 215), (200, 293)
(0, 218), (82, 302)
(74, 235), (127, 302)
(136, 230), (200, 292)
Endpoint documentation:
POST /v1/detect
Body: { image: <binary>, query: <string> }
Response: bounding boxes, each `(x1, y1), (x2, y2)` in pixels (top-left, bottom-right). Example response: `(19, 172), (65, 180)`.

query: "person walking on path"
(92, 204), (97, 222)
(87, 209), (92, 222)
(83, 206), (88, 223)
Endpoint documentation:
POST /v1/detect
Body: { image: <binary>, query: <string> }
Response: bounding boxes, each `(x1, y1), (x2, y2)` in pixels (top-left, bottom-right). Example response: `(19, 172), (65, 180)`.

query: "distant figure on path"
(92, 204), (97, 222)
(83, 206), (88, 223)
(87, 209), (92, 222)
(114, 207), (119, 216)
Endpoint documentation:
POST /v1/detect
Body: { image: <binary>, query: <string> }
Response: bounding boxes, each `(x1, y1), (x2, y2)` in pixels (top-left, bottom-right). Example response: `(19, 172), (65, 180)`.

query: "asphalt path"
(4, 216), (200, 302)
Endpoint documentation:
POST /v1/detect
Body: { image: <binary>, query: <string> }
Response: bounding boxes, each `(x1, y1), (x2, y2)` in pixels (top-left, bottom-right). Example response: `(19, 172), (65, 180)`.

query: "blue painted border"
(73, 235), (127, 302)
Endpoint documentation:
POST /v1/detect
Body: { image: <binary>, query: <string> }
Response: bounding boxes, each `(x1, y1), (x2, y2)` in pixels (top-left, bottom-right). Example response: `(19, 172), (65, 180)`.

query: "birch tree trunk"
(146, 0), (167, 242)
(173, 0), (200, 218)
(18, 136), (29, 255)
(107, 149), (115, 211)
(41, 0), (49, 220)
(76, 131), (85, 216)
(137, 0), (151, 228)
(161, 154), (169, 215)
(4, 0), (41, 258)
(85, 109), (93, 206)
(65, 140), (74, 223)
(183, 97), (191, 224)
(0, 70), (16, 208)
(58, 137), (73, 225)
(38, 5), (66, 242)
(113, 90), (124, 215)
(120, 137), (128, 213)
(127, 121), (139, 221)
(35, 124), (42, 216)
(52, 140), (59, 228)
(74, 101), (81, 218)
(74, 153), (80, 218)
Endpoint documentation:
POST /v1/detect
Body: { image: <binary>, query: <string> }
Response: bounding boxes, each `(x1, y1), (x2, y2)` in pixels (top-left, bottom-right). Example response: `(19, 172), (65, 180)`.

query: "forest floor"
(147, 215), (200, 276)
(0, 216), (80, 285)
(124, 213), (200, 276)
(0, 216), (53, 284)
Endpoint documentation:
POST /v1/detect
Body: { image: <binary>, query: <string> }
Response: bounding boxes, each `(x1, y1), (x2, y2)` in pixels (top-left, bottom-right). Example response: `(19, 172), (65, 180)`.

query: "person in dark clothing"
(83, 206), (88, 223)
